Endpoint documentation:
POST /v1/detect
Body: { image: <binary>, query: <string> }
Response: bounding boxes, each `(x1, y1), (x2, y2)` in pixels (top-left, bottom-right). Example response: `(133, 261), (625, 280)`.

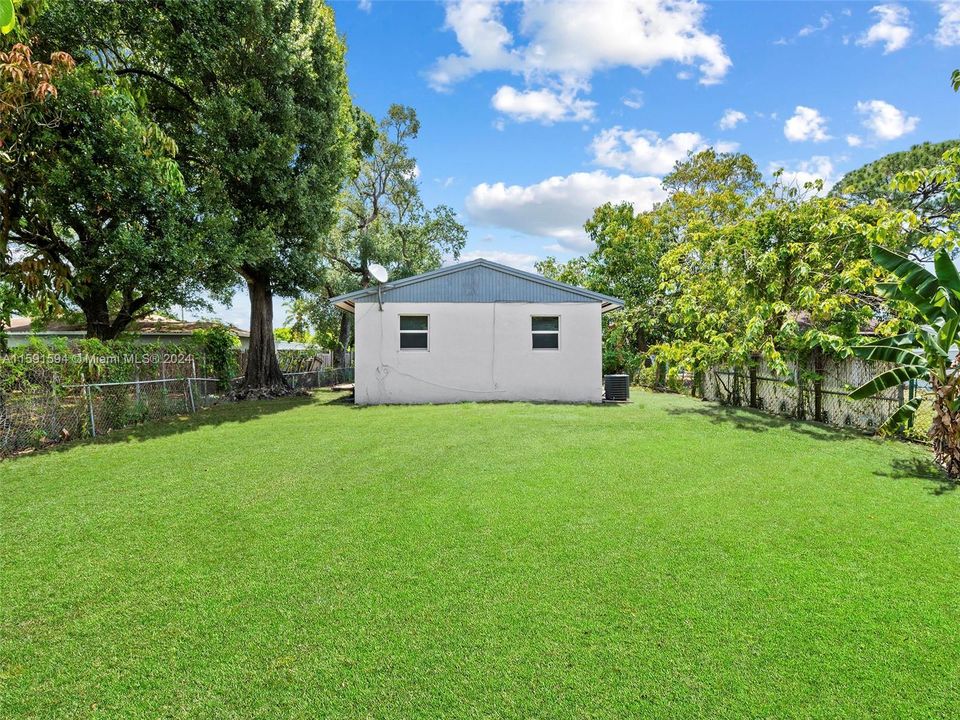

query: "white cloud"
(770, 156), (839, 195)
(590, 128), (707, 175)
(719, 109), (747, 130)
(429, 0), (521, 90)
(622, 89), (644, 110)
(846, 134), (862, 147)
(936, 2), (960, 46)
(429, 0), (731, 92)
(466, 171), (667, 251)
(491, 84), (595, 123)
(358, 0), (372, 12)
(777, 12), (833, 44)
(857, 4), (911, 53)
(855, 99), (919, 140)
(457, 249), (541, 273)
(798, 12), (833, 37)
(783, 106), (831, 142)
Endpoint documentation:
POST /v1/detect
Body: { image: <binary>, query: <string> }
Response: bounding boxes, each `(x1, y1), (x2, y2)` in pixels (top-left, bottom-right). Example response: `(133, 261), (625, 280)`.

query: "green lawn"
(2, 391), (959, 718)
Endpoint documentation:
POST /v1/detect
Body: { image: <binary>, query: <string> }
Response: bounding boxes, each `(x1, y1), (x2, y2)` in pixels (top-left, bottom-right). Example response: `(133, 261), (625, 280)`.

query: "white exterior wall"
(353, 302), (602, 405)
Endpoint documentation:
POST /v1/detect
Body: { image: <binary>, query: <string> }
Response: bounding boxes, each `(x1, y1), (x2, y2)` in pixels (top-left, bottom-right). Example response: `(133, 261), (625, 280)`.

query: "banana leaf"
(850, 364), (927, 400)
(856, 332), (916, 348)
(852, 344), (926, 367)
(879, 396), (924, 433)
(872, 245), (940, 301)
(934, 248), (960, 294)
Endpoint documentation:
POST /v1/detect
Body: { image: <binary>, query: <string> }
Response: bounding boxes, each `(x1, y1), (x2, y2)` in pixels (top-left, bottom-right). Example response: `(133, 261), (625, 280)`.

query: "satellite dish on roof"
(369, 263), (389, 284)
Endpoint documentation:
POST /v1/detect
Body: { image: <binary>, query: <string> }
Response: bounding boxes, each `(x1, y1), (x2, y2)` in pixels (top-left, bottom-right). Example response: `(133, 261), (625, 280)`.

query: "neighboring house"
(4, 315), (251, 349)
(330, 259), (623, 405)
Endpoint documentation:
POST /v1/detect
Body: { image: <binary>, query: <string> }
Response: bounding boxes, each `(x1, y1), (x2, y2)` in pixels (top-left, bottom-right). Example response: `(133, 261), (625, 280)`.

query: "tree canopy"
(306, 104), (466, 362)
(24, 0), (362, 391)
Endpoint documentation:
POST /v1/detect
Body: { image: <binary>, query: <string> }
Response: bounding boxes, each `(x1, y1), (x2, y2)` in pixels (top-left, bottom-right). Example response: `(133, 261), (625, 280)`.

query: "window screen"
(532, 316), (559, 349)
(400, 315), (429, 350)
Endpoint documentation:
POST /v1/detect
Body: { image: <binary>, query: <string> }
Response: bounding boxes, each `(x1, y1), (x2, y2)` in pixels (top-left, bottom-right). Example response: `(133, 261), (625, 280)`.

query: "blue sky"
(192, 0), (960, 328)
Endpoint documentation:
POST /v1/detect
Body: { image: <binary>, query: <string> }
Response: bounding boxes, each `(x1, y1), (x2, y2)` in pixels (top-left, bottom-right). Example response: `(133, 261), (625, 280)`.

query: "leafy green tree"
(831, 140), (960, 204)
(830, 140), (960, 256)
(317, 104), (467, 364)
(6, 66), (222, 338)
(182, 1), (357, 392)
(191, 325), (240, 391)
(851, 246), (960, 477)
(0, 32), (75, 332)
(32, 1), (360, 392)
(658, 182), (887, 377)
(279, 298), (317, 344)
(539, 149), (765, 374)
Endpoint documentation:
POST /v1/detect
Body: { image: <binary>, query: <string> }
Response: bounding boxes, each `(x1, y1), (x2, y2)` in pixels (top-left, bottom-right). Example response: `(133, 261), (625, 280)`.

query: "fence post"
(811, 351), (825, 423)
(85, 382), (96, 438)
(186, 377), (196, 413)
(748, 362), (758, 408)
(793, 365), (806, 420)
(907, 379), (916, 429)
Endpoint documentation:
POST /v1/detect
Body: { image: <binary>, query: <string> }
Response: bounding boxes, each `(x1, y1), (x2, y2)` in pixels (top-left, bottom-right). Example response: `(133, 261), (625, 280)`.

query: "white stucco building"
(330, 259), (623, 405)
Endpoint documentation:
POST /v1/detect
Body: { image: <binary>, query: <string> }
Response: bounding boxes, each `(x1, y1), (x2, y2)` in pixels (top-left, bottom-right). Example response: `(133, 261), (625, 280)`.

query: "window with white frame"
(531, 316), (559, 349)
(399, 315), (429, 350)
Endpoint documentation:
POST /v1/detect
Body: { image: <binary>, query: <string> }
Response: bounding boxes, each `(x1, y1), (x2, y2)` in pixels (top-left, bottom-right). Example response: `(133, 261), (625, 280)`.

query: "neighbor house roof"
(329, 259), (624, 314)
(5, 314), (250, 338)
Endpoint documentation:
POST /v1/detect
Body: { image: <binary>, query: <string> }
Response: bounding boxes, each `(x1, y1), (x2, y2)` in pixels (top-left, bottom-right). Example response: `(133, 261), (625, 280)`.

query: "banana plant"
(851, 245), (960, 477)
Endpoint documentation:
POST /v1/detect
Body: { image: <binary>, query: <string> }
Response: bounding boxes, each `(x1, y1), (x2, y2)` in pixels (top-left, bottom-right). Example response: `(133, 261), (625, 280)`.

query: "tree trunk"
(242, 273), (288, 395)
(930, 378), (960, 479)
(80, 294), (113, 340)
(78, 292), (144, 340)
(335, 311), (352, 367)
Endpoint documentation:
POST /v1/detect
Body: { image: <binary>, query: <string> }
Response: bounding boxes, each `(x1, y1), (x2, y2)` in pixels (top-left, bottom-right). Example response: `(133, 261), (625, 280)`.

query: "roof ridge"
(329, 258), (624, 308)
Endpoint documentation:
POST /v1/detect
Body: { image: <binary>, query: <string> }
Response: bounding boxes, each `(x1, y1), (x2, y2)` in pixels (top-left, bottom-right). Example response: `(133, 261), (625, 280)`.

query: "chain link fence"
(694, 356), (917, 434)
(1, 367), (354, 456)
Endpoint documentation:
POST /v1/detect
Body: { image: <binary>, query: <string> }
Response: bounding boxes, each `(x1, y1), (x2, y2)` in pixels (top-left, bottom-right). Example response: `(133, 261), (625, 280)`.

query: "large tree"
(4, 65), (224, 338)
(830, 139), (960, 257)
(315, 104), (466, 364)
(538, 149), (765, 374)
(196, 1), (356, 393)
(657, 180), (887, 377)
(32, 1), (360, 391)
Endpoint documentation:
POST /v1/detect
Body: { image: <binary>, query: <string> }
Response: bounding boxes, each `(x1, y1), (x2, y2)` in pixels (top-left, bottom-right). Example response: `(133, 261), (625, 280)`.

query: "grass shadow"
(874, 457), (958, 495)
(13, 390), (352, 460)
(664, 401), (864, 443)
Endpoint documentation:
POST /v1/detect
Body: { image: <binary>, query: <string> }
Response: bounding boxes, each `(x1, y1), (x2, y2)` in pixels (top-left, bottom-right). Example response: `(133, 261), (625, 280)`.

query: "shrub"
(191, 326), (240, 390)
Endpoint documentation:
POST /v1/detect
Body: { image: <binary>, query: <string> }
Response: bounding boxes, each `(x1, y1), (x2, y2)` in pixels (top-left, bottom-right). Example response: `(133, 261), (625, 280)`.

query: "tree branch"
(115, 68), (199, 109)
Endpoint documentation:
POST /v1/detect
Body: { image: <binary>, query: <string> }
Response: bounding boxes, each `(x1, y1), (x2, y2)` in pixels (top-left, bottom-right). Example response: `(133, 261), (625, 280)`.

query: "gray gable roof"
(330, 259), (623, 313)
